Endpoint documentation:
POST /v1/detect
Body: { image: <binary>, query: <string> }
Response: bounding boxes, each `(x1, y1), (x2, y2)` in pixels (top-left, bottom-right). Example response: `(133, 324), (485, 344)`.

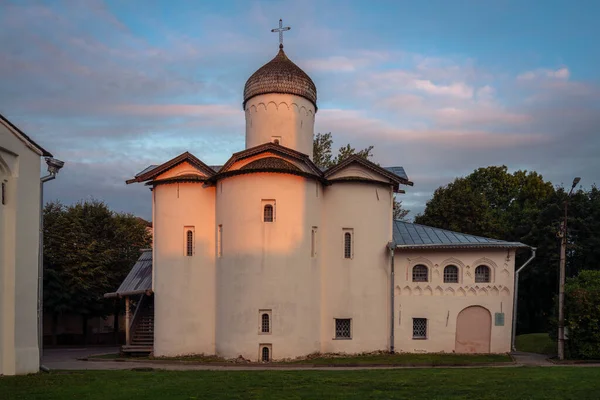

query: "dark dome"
(243, 47), (317, 110)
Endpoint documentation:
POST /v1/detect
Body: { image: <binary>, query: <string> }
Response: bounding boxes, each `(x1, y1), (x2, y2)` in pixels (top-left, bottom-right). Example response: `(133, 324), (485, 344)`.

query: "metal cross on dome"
(271, 19), (290, 49)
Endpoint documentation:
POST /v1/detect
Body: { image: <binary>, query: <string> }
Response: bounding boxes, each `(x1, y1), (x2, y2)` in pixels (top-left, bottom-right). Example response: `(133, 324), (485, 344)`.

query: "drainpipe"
(38, 157), (64, 373)
(388, 242), (395, 353)
(511, 247), (536, 352)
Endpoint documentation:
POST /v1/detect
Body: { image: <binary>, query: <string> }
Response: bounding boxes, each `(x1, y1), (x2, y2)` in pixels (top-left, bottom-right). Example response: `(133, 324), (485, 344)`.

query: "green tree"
(313, 132), (410, 221)
(43, 200), (151, 344)
(563, 270), (600, 359)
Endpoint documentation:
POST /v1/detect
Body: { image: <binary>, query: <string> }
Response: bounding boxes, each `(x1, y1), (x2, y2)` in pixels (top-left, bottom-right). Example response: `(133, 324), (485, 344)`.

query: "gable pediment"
(224, 152), (311, 174)
(326, 163), (391, 184)
(126, 151), (215, 184)
(155, 161), (208, 180)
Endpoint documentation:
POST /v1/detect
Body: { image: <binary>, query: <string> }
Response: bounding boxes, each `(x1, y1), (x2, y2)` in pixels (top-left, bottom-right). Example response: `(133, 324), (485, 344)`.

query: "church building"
(109, 23), (532, 361)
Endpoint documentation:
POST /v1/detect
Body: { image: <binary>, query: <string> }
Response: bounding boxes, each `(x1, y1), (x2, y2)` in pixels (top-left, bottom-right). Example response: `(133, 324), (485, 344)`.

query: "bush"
(564, 270), (600, 359)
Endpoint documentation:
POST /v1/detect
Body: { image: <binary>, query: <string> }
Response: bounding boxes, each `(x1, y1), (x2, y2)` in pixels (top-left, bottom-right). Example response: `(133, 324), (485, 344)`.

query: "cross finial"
(271, 19), (290, 49)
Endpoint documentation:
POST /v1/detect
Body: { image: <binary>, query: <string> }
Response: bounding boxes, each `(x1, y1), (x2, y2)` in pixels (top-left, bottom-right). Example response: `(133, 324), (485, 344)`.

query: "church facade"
(119, 39), (531, 361)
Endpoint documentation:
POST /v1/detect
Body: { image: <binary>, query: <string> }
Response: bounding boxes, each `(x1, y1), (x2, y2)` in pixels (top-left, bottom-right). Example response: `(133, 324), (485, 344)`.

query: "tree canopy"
(313, 132), (410, 221)
(43, 200), (151, 326)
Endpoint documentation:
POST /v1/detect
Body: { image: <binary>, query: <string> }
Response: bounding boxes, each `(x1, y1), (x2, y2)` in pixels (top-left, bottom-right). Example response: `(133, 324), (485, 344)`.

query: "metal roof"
(384, 166), (409, 182)
(393, 221), (528, 250)
(104, 250), (152, 298)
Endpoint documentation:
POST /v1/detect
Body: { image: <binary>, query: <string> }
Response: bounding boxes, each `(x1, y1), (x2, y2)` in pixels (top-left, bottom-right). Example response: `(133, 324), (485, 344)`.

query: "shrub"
(564, 270), (600, 359)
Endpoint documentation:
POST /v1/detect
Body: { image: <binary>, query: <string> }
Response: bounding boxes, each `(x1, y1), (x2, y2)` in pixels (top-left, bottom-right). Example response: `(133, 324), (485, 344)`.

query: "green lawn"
(515, 333), (556, 355)
(2, 368), (600, 399)
(88, 352), (511, 365)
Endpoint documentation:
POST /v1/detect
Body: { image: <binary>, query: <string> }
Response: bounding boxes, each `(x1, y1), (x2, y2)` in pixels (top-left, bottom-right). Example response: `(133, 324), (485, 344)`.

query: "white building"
(0, 114), (58, 375)
(112, 40), (533, 361)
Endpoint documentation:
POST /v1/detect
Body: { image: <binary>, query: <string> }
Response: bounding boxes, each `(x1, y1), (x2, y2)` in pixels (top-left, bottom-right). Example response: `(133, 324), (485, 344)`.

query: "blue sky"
(1, 0), (599, 218)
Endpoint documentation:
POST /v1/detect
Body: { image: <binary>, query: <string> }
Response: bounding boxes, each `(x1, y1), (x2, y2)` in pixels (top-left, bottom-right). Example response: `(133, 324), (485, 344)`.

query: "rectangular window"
(343, 228), (353, 259)
(311, 227), (318, 258)
(335, 318), (351, 339)
(217, 225), (223, 257)
(262, 200), (276, 222)
(413, 318), (427, 339)
(183, 226), (195, 256)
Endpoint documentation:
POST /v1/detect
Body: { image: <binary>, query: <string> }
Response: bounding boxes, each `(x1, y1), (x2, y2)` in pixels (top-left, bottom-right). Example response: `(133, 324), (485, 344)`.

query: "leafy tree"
(43, 200), (151, 344)
(563, 270), (600, 359)
(313, 132), (410, 220)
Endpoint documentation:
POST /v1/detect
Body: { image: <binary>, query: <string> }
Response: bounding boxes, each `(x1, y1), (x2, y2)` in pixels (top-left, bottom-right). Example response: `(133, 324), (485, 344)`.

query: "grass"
(87, 352), (512, 366)
(515, 333), (556, 355)
(2, 368), (600, 399)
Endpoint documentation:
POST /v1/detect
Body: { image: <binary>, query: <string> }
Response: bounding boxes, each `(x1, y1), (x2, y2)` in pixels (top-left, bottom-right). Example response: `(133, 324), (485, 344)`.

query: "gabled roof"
(324, 155), (413, 191)
(104, 250), (152, 298)
(215, 142), (323, 177)
(392, 221), (528, 250)
(0, 112), (53, 157)
(126, 151), (216, 184)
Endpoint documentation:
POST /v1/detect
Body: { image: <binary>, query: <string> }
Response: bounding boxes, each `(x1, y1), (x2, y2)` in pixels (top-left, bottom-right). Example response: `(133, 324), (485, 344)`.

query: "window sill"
(258, 332), (271, 335)
(332, 337), (352, 340)
(412, 337), (428, 340)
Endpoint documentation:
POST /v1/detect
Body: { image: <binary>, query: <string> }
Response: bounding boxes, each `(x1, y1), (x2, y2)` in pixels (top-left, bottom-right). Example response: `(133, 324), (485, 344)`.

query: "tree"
(313, 132), (410, 220)
(43, 200), (151, 344)
(563, 270), (600, 359)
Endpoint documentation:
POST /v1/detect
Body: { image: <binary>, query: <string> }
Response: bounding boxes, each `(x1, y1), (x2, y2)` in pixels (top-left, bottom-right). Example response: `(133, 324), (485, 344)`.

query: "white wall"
(0, 126), (42, 375)
(153, 176), (216, 357)
(215, 172), (322, 360)
(244, 94), (315, 159)
(393, 249), (516, 353)
(320, 181), (394, 354)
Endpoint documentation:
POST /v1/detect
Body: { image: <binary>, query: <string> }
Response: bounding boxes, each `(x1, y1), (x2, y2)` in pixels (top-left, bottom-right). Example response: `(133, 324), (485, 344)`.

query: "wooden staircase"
(122, 294), (154, 355)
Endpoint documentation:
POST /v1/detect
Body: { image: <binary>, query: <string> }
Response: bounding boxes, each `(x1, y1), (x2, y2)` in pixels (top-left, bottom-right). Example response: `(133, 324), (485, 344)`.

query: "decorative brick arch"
(471, 257), (498, 283)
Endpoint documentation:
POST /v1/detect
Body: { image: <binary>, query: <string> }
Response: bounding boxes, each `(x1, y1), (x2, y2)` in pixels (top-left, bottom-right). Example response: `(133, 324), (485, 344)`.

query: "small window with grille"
(443, 265), (459, 283)
(413, 318), (427, 339)
(335, 318), (352, 339)
(262, 200), (276, 222)
(183, 226), (195, 256)
(261, 346), (270, 361)
(261, 313), (270, 333)
(343, 229), (353, 259)
(412, 265), (428, 282)
(475, 265), (491, 283)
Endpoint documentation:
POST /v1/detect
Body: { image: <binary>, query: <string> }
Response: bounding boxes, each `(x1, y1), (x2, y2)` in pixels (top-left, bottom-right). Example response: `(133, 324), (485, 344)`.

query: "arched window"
(443, 265), (459, 283)
(261, 346), (270, 362)
(261, 313), (270, 333)
(475, 265), (491, 283)
(186, 230), (193, 256)
(412, 265), (428, 282)
(263, 204), (274, 222)
(344, 232), (352, 259)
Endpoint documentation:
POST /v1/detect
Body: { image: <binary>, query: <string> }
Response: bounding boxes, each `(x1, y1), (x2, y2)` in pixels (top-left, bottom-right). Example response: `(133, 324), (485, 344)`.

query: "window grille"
(475, 265), (491, 283)
(335, 319), (351, 339)
(443, 265), (459, 283)
(186, 230), (193, 256)
(413, 318), (427, 339)
(261, 346), (270, 362)
(344, 232), (352, 259)
(412, 265), (428, 282)
(264, 204), (274, 222)
(261, 313), (270, 333)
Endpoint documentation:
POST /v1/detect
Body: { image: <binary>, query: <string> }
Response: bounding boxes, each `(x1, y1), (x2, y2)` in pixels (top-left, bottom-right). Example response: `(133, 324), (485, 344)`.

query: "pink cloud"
(413, 80), (474, 99)
(517, 67), (570, 81)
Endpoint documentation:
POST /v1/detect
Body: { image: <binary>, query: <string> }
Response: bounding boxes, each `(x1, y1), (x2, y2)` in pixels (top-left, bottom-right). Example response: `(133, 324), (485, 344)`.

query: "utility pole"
(558, 176), (580, 361)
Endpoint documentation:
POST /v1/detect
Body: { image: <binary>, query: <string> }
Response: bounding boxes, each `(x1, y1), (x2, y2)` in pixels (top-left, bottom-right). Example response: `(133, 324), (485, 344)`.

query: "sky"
(1, 0), (599, 219)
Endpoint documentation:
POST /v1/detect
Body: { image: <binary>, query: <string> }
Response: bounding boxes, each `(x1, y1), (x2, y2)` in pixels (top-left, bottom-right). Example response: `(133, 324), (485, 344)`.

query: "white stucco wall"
(320, 181), (394, 354)
(153, 177), (216, 357)
(0, 126), (43, 375)
(244, 94), (315, 159)
(215, 172), (322, 360)
(393, 249), (516, 353)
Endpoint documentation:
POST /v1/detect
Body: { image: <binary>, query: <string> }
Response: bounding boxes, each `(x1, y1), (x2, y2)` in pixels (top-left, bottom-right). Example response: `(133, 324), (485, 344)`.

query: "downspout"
(38, 172), (57, 373)
(511, 247), (536, 352)
(388, 242), (395, 353)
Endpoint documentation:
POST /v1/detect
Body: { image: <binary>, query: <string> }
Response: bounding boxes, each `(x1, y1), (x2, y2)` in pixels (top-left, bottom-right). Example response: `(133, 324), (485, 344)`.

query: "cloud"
(413, 80), (474, 99)
(517, 67), (570, 81)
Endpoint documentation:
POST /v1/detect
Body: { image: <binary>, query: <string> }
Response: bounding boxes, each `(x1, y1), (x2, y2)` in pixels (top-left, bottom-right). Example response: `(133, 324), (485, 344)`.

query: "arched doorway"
(455, 306), (491, 353)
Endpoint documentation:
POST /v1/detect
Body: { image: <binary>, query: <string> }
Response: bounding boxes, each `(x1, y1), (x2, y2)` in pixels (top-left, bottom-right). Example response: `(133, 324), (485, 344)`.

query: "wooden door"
(455, 306), (491, 353)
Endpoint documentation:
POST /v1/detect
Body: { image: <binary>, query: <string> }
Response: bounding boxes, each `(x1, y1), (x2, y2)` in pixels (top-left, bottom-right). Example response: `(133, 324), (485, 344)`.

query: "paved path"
(42, 348), (600, 371)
